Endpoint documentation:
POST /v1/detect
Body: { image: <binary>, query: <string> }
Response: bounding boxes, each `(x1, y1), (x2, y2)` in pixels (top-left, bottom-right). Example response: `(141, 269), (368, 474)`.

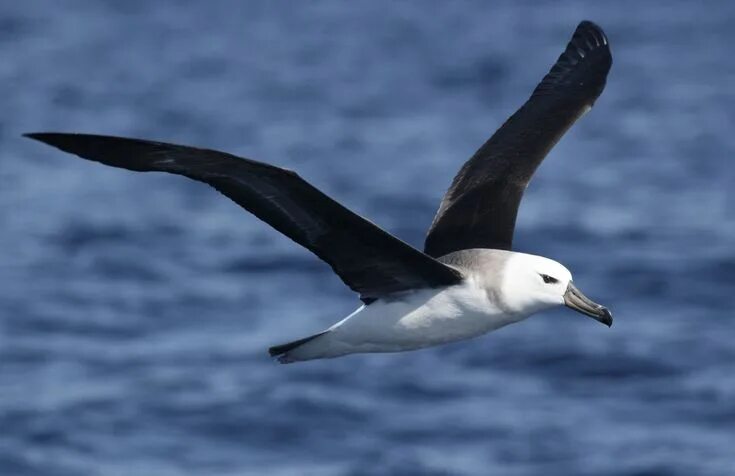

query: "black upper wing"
(424, 21), (612, 257)
(26, 133), (463, 301)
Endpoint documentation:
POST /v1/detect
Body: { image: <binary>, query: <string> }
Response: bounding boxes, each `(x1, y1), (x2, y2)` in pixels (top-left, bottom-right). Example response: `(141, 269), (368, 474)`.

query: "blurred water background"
(2, 1), (734, 475)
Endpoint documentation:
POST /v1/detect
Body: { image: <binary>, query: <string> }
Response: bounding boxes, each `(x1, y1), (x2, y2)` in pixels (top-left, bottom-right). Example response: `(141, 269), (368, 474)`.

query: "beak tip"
(564, 282), (612, 327)
(601, 308), (613, 327)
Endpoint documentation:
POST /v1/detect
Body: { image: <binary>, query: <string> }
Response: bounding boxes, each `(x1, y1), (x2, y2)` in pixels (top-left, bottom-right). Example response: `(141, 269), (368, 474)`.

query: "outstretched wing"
(424, 21), (612, 257)
(26, 133), (463, 301)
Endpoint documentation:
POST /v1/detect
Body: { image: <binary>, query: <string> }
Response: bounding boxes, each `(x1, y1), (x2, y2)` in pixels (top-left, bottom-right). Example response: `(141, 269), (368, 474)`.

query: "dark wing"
(424, 21), (612, 257)
(26, 133), (463, 302)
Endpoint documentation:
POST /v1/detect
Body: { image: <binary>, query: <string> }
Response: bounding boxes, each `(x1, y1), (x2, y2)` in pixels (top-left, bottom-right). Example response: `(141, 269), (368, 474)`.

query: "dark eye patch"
(540, 274), (559, 284)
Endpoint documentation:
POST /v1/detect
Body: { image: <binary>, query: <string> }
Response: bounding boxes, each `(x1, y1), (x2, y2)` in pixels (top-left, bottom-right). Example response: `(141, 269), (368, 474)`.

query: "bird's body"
(289, 285), (494, 363)
(26, 21), (614, 364)
(282, 250), (514, 362)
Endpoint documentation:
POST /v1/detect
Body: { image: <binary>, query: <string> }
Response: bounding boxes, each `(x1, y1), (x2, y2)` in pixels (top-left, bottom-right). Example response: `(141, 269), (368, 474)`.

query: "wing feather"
(424, 21), (612, 257)
(26, 133), (463, 301)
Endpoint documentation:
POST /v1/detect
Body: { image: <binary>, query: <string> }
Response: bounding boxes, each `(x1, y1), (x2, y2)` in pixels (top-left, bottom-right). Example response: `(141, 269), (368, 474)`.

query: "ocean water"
(2, 1), (734, 475)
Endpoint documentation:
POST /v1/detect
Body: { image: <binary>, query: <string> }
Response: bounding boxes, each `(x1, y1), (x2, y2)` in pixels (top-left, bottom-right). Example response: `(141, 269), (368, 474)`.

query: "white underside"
(281, 276), (528, 362)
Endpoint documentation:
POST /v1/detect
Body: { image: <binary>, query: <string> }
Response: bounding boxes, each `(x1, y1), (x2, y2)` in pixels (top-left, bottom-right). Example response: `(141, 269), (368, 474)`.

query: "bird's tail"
(268, 330), (330, 364)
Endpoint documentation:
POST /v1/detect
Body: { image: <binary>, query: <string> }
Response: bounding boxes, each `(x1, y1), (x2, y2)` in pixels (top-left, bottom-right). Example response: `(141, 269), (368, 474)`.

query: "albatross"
(26, 20), (613, 363)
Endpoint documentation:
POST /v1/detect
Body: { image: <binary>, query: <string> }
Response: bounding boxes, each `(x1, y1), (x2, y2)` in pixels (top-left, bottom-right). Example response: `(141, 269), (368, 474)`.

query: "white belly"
(323, 277), (525, 356)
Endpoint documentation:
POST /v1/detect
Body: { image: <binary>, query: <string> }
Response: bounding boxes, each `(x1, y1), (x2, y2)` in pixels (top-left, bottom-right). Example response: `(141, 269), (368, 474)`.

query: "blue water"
(2, 1), (734, 475)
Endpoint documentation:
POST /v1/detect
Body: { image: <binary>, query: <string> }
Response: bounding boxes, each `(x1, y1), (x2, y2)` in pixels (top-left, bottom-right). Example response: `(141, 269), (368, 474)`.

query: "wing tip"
(575, 20), (609, 47)
(561, 20), (612, 70)
(22, 132), (158, 172)
(23, 132), (77, 149)
(23, 131), (49, 141)
(532, 20), (612, 99)
(569, 20), (610, 59)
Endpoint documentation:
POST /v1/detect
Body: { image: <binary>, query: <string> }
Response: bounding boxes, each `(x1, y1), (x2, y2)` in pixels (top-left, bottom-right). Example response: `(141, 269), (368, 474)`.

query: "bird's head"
(500, 252), (612, 326)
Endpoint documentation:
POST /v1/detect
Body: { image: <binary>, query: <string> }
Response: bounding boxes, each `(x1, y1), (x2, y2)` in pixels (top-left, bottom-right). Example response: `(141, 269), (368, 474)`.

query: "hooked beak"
(563, 282), (613, 327)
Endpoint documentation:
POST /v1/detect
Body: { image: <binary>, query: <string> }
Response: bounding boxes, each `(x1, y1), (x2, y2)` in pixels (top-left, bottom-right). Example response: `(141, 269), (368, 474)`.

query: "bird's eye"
(540, 274), (558, 284)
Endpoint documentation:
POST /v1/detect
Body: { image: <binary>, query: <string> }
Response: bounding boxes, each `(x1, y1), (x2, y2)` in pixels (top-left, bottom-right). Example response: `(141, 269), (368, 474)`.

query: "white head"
(499, 252), (612, 325)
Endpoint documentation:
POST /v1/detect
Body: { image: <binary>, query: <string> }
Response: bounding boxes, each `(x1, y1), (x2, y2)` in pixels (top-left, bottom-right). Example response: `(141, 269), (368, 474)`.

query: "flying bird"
(26, 21), (613, 363)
